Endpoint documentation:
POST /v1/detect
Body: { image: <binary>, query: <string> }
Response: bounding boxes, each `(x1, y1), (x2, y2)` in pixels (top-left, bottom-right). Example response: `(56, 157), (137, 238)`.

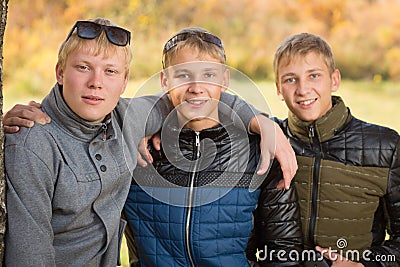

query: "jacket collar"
(288, 96), (350, 142)
(41, 83), (114, 142)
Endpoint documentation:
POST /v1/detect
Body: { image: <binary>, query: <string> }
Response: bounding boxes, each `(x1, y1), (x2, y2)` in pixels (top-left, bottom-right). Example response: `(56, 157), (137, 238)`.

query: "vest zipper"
(308, 124), (322, 248)
(185, 131), (200, 267)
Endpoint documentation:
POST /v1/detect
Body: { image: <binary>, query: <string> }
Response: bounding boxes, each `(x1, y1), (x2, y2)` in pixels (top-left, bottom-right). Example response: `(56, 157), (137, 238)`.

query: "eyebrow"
(173, 68), (190, 73)
(306, 67), (325, 73)
(203, 67), (220, 72)
(280, 68), (325, 78)
(280, 72), (296, 80)
(172, 67), (220, 73)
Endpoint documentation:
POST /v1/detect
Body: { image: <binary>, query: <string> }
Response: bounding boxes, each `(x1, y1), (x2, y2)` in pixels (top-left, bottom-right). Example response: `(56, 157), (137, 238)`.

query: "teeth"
(187, 100), (206, 105)
(300, 99), (315, 105)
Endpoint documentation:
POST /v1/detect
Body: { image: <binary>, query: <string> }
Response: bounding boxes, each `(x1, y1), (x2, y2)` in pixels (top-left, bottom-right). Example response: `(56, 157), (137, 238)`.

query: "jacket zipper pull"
(308, 125), (315, 144)
(195, 132), (200, 158)
(102, 124), (107, 141)
(308, 125), (315, 138)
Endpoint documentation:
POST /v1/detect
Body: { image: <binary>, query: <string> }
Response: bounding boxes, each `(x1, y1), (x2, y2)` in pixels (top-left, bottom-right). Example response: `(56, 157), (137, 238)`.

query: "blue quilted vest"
(124, 123), (263, 266)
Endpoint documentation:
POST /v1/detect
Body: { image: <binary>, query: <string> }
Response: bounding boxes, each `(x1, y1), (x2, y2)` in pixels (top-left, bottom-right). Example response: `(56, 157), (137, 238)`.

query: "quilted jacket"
(124, 115), (303, 267)
(279, 96), (400, 267)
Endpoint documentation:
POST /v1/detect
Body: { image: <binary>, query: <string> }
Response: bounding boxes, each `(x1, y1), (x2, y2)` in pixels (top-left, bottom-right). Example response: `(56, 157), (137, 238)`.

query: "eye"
(204, 72), (216, 78)
(310, 73), (320, 79)
(77, 65), (90, 71)
(175, 73), (189, 79)
(106, 68), (118, 75)
(284, 77), (296, 83)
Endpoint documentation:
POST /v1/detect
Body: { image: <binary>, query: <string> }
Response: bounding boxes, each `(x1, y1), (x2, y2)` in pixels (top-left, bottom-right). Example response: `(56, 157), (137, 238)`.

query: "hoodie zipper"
(308, 124), (322, 248)
(101, 123), (107, 141)
(185, 131), (200, 267)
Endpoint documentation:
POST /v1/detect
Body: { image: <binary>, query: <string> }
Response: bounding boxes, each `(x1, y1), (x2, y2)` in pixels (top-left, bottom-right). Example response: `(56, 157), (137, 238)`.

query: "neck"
(178, 108), (220, 132)
(181, 117), (220, 132)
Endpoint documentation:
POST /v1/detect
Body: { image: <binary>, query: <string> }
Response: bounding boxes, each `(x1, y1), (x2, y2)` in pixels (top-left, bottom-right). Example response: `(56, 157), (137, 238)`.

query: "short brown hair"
(273, 33), (336, 83)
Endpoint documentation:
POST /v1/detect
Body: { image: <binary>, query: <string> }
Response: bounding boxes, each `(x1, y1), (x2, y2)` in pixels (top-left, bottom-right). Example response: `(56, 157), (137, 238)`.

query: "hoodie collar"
(41, 83), (114, 142)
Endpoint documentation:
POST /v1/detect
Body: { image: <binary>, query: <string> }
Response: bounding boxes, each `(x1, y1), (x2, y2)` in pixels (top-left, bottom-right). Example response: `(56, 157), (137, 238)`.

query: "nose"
(87, 71), (103, 89)
(188, 81), (204, 94)
(296, 79), (311, 95)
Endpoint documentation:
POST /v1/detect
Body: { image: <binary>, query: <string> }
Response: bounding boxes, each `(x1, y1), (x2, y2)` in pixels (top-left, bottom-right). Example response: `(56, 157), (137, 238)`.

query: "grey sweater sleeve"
(5, 144), (56, 266)
(220, 92), (261, 127)
(219, 92), (269, 133)
(116, 94), (172, 138)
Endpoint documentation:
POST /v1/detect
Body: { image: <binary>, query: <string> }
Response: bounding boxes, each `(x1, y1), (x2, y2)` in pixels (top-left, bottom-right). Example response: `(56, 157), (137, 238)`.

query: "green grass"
(120, 236), (129, 266)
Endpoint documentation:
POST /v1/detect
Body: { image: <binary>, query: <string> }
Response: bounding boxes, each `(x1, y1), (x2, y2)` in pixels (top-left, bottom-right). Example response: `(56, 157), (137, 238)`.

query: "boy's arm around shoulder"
(248, 159), (303, 266)
(119, 92), (258, 137)
(116, 95), (173, 137)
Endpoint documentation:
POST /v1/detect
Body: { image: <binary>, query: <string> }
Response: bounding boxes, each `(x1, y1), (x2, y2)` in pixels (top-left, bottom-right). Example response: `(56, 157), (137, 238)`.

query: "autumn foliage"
(4, 0), (400, 96)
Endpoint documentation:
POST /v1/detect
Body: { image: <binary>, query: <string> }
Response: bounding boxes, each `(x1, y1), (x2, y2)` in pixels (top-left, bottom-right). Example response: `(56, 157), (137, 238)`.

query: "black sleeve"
(247, 159), (304, 266)
(365, 137), (400, 267)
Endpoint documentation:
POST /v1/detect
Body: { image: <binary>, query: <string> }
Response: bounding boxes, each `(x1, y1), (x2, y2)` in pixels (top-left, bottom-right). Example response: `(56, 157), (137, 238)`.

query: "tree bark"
(0, 0), (8, 265)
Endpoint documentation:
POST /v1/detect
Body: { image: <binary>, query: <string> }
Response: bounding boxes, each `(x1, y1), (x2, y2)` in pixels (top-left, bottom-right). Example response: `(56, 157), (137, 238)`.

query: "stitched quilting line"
(299, 162), (387, 179)
(319, 183), (379, 194)
(317, 217), (371, 221)
(298, 199), (376, 205)
(317, 233), (369, 238)
(322, 165), (386, 180)
(299, 164), (386, 180)
(300, 216), (371, 221)
(295, 181), (380, 194)
(320, 199), (376, 204)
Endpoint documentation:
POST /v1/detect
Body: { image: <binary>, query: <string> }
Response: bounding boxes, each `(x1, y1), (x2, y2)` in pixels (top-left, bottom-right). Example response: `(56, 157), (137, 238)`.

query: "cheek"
(278, 88), (289, 100)
(169, 89), (186, 105)
(172, 97), (182, 107)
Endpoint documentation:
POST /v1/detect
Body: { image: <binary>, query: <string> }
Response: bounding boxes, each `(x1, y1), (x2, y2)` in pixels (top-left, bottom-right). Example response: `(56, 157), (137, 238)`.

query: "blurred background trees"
(4, 0), (400, 97)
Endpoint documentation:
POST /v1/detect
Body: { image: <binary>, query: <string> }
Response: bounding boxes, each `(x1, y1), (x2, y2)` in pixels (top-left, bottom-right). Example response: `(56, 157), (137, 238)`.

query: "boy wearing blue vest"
(123, 27), (303, 266)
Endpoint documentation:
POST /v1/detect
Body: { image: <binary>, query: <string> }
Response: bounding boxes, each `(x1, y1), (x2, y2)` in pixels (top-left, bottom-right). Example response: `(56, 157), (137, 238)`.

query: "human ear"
(160, 70), (169, 93)
(55, 63), (64, 85)
(221, 68), (230, 92)
(331, 69), (341, 93)
(120, 70), (129, 95)
(276, 81), (284, 101)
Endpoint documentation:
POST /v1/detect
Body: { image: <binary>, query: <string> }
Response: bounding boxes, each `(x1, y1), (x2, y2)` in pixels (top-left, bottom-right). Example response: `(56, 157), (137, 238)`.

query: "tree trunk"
(0, 0), (8, 265)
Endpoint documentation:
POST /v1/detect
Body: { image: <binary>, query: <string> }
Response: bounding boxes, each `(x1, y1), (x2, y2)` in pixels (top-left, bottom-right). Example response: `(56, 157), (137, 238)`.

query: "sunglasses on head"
(163, 31), (224, 55)
(162, 31), (225, 68)
(65, 20), (131, 46)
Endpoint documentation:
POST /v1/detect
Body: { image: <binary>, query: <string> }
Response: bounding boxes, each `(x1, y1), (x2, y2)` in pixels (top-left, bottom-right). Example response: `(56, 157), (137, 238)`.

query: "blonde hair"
(57, 18), (133, 77)
(273, 33), (336, 83)
(162, 27), (226, 69)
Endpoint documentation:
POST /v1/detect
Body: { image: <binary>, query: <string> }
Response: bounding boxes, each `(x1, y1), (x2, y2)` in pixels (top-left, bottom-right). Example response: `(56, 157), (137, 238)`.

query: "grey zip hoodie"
(4, 84), (167, 266)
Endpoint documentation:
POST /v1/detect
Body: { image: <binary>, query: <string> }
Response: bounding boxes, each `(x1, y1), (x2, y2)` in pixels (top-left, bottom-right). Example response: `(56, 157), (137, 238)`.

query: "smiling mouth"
(83, 95), (104, 101)
(298, 98), (317, 105)
(186, 99), (209, 105)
